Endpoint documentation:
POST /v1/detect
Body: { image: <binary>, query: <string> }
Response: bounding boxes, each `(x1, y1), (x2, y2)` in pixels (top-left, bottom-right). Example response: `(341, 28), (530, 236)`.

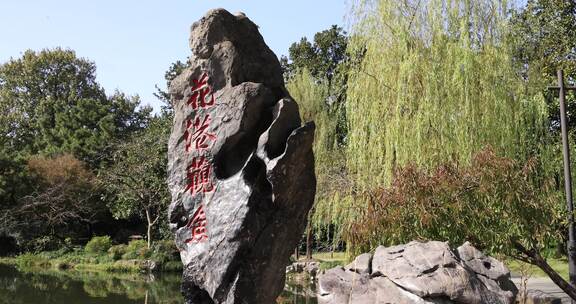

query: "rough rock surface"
(167, 9), (316, 304)
(318, 241), (518, 304)
(517, 290), (562, 304)
(286, 261), (320, 277)
(346, 252), (372, 275)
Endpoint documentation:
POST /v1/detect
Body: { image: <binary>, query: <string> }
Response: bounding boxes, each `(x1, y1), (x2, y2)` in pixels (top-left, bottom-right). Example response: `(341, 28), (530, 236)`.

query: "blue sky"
(0, 1), (347, 111)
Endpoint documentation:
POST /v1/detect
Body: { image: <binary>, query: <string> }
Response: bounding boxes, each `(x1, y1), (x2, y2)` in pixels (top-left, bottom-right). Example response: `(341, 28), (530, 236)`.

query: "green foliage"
(85, 236), (112, 254)
(161, 261), (183, 272)
(122, 240), (150, 260)
(346, 0), (548, 188)
(510, 0), (576, 81)
(282, 25), (351, 122)
(0, 48), (151, 168)
(2, 241), (182, 275)
(286, 70), (351, 243)
(15, 253), (51, 269)
(509, 0), (576, 132)
(26, 236), (64, 253)
(0, 148), (32, 228)
(100, 116), (171, 248)
(108, 244), (128, 261)
(0, 48), (153, 252)
(346, 148), (564, 258)
(283, 25), (348, 84)
(151, 239), (179, 264)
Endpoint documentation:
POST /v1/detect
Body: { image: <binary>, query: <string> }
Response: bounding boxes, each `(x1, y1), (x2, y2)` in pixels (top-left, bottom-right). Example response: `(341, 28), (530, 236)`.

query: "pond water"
(0, 264), (317, 304)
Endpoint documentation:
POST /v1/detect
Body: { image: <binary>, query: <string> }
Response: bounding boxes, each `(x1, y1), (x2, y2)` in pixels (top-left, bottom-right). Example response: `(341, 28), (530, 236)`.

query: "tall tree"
(0, 48), (151, 168)
(0, 148), (32, 226)
(345, 0), (549, 189)
(510, 0), (576, 81)
(282, 25), (348, 90)
(100, 116), (171, 248)
(510, 0), (576, 130)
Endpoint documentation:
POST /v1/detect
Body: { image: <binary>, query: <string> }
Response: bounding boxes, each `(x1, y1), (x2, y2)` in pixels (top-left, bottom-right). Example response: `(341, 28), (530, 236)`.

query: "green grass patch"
(307, 251), (348, 270)
(312, 251), (348, 262)
(505, 258), (569, 280)
(0, 241), (181, 275)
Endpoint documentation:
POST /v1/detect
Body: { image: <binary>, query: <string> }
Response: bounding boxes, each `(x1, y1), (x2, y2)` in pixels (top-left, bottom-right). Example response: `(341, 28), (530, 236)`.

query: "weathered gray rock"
(286, 261), (320, 277)
(517, 289), (562, 304)
(167, 8), (316, 304)
(346, 252), (372, 274)
(318, 241), (518, 304)
(457, 241), (509, 281)
(318, 267), (446, 304)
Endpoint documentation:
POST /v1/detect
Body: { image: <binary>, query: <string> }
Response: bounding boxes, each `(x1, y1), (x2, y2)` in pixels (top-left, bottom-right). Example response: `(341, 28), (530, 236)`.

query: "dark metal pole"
(558, 69), (576, 287)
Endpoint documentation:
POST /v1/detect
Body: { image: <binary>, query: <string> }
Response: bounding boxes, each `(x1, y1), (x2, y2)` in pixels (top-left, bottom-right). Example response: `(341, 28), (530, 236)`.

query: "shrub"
(26, 236), (63, 253)
(162, 261), (183, 272)
(107, 244), (128, 260)
(15, 253), (50, 269)
(346, 147), (563, 258)
(106, 260), (140, 273)
(85, 236), (112, 254)
(122, 240), (149, 259)
(151, 240), (179, 263)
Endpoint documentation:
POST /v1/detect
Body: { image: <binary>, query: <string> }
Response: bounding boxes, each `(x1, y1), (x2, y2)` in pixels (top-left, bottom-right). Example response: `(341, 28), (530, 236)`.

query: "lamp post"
(549, 70), (576, 287)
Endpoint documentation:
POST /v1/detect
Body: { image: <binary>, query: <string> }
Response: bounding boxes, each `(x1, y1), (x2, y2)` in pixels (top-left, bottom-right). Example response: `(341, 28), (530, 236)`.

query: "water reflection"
(0, 263), (182, 304)
(0, 264), (317, 304)
(279, 277), (318, 304)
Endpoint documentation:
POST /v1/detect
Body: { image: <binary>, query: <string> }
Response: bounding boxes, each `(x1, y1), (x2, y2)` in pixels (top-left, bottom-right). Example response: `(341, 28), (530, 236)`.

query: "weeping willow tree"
(287, 70), (353, 248)
(345, 0), (548, 188)
(294, 0), (554, 253)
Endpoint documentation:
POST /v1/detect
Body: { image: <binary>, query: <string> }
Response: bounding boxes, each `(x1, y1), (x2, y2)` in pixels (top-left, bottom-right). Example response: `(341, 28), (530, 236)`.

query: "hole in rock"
(182, 282), (215, 304)
(242, 155), (272, 198)
(213, 106), (273, 179)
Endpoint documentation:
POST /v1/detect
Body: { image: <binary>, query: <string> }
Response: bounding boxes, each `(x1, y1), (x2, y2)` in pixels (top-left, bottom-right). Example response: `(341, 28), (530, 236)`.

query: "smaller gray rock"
(285, 261), (319, 276)
(346, 252), (372, 274)
(317, 266), (441, 304)
(319, 241), (518, 304)
(517, 289), (562, 304)
(304, 261), (320, 276)
(457, 241), (510, 281)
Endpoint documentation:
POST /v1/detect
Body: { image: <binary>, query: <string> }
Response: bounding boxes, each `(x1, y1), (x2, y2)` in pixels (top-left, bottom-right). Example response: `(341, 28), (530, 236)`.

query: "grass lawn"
(311, 251), (348, 262)
(505, 258), (569, 280)
(303, 251), (348, 270)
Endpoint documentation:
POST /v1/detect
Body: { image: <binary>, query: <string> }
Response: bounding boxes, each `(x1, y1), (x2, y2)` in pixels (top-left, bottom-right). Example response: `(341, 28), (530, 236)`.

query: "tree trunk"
(145, 208), (152, 249)
(513, 240), (576, 301)
(331, 242), (335, 259)
(306, 222), (312, 260)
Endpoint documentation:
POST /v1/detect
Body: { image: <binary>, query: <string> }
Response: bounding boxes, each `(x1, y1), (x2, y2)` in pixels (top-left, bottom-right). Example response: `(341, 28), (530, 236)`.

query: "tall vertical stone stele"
(167, 8), (316, 304)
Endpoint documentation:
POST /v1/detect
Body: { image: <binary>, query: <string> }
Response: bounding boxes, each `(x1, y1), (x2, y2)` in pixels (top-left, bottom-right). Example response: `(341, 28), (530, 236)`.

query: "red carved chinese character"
(184, 114), (216, 152)
(185, 156), (215, 195)
(184, 205), (208, 243)
(187, 73), (215, 110)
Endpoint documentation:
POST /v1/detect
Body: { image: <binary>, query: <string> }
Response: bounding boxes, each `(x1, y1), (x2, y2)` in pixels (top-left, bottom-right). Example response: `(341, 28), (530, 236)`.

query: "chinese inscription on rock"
(183, 72), (217, 244)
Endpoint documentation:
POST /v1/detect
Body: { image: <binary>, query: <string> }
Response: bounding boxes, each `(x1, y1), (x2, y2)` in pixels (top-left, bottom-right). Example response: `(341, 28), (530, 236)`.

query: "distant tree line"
(0, 48), (172, 251)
